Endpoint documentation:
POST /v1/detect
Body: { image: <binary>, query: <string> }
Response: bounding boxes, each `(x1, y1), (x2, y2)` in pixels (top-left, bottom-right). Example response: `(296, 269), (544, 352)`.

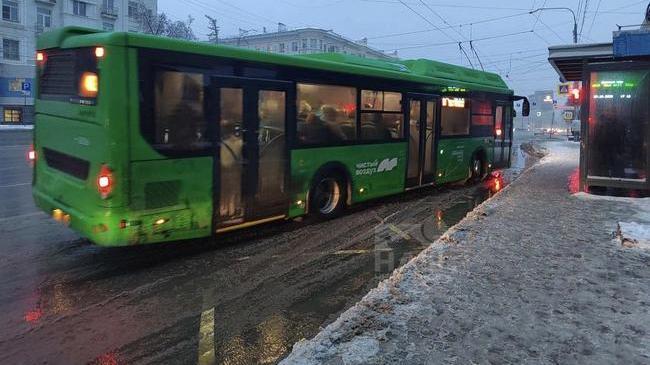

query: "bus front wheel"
(310, 173), (347, 219)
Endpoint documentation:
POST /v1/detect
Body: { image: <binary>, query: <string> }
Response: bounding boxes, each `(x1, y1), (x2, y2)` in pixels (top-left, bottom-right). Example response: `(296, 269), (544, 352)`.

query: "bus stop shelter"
(549, 34), (650, 194)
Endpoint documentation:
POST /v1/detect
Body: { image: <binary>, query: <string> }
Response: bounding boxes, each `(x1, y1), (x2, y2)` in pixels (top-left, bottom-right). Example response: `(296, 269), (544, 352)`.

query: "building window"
(3, 107), (22, 124)
(128, 1), (138, 18)
(310, 39), (317, 49)
(37, 8), (52, 28)
(278, 43), (285, 53)
(319, 39), (323, 50)
(102, 22), (114, 31)
(297, 83), (357, 145)
(301, 39), (307, 49)
(2, 38), (19, 61)
(327, 45), (337, 53)
(2, 0), (19, 22)
(73, 1), (87, 17)
(291, 41), (298, 52)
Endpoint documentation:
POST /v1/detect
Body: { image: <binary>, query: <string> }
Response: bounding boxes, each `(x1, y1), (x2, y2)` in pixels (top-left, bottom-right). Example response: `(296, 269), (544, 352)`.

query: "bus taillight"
(97, 164), (113, 199)
(79, 72), (99, 98)
(27, 145), (36, 163)
(36, 51), (46, 66)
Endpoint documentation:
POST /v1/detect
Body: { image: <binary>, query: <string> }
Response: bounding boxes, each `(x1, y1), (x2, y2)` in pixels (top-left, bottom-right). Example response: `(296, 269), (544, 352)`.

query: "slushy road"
(0, 130), (531, 364)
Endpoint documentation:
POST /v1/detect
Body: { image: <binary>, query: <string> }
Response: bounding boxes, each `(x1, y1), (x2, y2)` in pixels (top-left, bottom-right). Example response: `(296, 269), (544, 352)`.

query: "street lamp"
(530, 7), (578, 44)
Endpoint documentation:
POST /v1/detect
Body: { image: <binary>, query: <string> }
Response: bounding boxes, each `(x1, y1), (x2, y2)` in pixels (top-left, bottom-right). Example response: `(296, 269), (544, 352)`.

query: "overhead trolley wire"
(579, 0), (590, 41)
(366, 11), (531, 40)
(396, 0), (476, 68)
(416, 0), (486, 70)
(393, 29), (534, 51)
(587, 0), (603, 38)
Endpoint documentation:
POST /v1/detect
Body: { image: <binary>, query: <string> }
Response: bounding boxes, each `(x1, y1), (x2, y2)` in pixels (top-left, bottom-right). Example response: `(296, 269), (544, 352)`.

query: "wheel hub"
(315, 178), (341, 214)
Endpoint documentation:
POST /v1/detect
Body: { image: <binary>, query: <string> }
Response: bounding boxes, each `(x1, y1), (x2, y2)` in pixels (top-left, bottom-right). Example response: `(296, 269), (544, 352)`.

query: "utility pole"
(530, 7), (578, 44)
(205, 15), (219, 44)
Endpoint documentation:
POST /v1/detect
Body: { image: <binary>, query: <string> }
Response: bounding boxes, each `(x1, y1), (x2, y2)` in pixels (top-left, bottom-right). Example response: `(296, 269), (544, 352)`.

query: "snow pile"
(617, 222), (650, 249)
(575, 193), (650, 247)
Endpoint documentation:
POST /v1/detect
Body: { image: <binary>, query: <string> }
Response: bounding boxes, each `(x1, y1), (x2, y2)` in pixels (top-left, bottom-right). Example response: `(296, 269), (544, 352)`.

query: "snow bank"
(617, 222), (650, 249)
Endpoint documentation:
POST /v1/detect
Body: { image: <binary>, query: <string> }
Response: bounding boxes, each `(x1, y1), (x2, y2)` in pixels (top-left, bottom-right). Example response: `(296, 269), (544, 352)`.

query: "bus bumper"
(33, 189), (209, 247)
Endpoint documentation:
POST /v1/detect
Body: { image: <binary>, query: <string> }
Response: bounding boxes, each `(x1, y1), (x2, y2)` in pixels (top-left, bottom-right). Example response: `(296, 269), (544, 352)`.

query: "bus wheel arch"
(307, 162), (351, 218)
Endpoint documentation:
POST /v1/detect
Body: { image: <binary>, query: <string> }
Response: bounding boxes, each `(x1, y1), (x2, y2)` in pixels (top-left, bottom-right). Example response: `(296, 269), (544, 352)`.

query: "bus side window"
(154, 71), (208, 151)
(471, 99), (494, 137)
(360, 90), (404, 141)
(296, 83), (357, 145)
(441, 97), (470, 136)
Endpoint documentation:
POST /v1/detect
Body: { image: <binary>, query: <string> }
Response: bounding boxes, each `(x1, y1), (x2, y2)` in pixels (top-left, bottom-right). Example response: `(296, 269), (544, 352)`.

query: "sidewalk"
(282, 141), (650, 365)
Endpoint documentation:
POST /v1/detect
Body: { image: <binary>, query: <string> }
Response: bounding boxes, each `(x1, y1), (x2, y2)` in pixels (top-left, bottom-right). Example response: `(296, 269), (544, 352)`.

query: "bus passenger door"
(493, 104), (512, 169)
(406, 95), (438, 188)
(504, 105), (513, 167)
(212, 78), (291, 231)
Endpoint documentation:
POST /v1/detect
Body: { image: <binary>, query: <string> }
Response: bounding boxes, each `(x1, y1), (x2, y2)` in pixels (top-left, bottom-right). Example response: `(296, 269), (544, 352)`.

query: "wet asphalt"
(0, 130), (533, 365)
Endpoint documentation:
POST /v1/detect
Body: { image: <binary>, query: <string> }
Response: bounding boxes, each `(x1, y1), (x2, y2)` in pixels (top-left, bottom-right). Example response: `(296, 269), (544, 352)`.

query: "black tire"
(470, 154), (485, 182)
(309, 171), (347, 219)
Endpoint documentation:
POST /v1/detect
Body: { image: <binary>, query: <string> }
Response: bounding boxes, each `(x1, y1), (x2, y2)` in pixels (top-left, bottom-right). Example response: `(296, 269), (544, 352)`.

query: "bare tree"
(206, 15), (220, 44)
(166, 15), (196, 41)
(134, 1), (196, 40)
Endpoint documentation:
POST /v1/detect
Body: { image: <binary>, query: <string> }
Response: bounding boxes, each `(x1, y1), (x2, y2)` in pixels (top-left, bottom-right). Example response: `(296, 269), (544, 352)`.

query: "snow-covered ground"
(575, 191), (650, 250)
(281, 141), (650, 365)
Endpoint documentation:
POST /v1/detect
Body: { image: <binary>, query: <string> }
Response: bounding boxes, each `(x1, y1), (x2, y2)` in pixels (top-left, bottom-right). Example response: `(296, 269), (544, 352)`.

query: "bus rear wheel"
(470, 155), (485, 182)
(310, 173), (347, 219)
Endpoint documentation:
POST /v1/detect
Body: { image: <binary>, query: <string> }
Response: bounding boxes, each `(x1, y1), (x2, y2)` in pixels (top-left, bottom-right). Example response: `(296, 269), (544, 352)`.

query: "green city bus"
(32, 27), (527, 247)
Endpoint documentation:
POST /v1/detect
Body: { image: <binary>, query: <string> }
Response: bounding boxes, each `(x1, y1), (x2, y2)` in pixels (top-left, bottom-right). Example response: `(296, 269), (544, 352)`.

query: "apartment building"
(1, 0), (156, 124)
(219, 25), (396, 61)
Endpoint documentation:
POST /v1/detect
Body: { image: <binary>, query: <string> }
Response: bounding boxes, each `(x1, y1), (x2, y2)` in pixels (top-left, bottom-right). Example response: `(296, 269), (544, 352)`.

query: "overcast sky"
(158, 0), (649, 96)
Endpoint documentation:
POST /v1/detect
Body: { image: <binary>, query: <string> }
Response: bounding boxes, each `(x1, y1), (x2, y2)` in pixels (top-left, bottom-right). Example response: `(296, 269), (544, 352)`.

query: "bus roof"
(38, 27), (512, 94)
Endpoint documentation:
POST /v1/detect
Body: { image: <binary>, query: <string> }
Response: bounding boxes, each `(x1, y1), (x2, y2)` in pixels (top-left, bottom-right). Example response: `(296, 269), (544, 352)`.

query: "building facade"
(528, 90), (556, 132)
(1, 0), (156, 124)
(219, 26), (395, 61)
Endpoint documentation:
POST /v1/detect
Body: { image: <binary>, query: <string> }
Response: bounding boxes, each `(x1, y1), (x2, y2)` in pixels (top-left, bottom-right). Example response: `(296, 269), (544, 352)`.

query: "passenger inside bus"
(298, 104), (353, 144)
(296, 83), (357, 145)
(154, 71), (208, 150)
(219, 88), (245, 220)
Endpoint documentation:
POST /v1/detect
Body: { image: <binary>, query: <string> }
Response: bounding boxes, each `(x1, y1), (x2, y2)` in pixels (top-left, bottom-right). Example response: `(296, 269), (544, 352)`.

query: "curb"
(0, 126), (34, 131)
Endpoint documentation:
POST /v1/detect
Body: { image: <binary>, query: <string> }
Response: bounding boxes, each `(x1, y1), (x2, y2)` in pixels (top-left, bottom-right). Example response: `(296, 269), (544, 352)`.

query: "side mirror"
(521, 98), (531, 117)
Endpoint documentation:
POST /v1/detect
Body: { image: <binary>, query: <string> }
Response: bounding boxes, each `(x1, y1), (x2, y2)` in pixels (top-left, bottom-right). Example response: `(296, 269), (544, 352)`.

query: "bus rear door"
(212, 78), (293, 232)
(493, 103), (513, 168)
(406, 94), (439, 188)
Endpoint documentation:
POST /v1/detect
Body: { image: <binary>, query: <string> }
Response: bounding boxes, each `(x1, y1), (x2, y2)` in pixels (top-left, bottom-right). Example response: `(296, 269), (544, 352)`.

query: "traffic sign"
(558, 83), (570, 95)
(21, 82), (31, 92)
(563, 111), (575, 121)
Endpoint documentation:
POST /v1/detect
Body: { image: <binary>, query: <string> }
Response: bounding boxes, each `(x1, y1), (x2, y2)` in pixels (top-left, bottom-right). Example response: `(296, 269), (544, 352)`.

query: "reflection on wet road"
(0, 131), (534, 364)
